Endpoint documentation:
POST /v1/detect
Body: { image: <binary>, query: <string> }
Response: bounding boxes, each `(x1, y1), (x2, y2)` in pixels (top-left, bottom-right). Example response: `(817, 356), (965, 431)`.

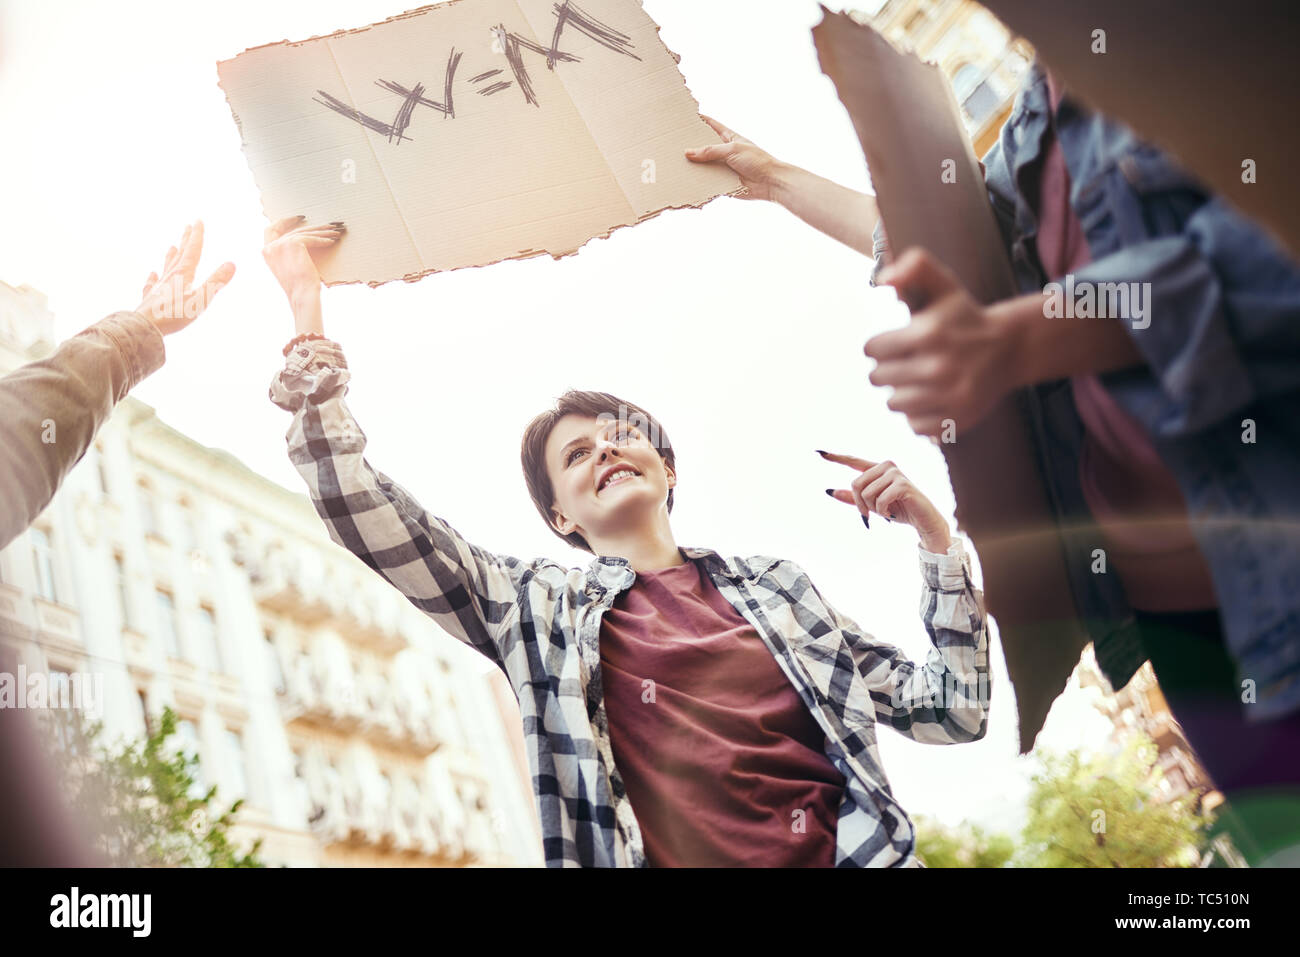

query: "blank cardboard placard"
(217, 0), (743, 285)
(813, 6), (1091, 754)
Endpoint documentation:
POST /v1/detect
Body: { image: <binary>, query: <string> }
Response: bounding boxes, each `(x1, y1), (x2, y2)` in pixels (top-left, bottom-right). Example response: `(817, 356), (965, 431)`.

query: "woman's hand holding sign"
(262, 216), (345, 337)
(685, 114), (880, 257)
(865, 247), (1145, 439)
(864, 248), (1018, 439)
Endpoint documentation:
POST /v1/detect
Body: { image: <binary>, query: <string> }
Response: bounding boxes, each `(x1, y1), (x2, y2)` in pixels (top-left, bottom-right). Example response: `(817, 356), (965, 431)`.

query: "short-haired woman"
(264, 216), (989, 868)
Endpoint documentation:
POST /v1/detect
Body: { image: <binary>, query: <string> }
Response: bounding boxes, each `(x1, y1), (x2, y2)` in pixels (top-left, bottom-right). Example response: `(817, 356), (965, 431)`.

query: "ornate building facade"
(0, 280), (543, 866)
(852, 0), (1033, 157)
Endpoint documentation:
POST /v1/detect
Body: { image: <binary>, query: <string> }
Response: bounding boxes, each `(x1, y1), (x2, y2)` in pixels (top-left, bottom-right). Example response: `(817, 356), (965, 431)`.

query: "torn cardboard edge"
(216, 0), (745, 287)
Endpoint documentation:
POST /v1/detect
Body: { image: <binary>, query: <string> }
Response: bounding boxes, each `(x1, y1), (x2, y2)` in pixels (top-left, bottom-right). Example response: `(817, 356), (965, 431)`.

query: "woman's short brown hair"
(520, 391), (675, 554)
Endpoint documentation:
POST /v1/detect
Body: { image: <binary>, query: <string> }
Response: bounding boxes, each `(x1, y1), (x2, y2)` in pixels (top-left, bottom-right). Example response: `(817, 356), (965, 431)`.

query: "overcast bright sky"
(0, 0), (1115, 838)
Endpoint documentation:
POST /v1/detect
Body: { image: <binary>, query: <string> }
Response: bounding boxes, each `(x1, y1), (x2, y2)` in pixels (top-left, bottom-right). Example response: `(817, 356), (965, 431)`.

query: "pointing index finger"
(817, 450), (877, 471)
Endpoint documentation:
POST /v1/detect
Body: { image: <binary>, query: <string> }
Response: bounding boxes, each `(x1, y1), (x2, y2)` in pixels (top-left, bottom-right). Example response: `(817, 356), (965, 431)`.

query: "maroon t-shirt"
(598, 553), (847, 866)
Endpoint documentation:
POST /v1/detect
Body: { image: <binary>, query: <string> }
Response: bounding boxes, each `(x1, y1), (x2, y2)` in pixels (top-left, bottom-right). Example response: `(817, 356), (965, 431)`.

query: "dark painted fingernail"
(861, 514), (871, 529)
(816, 449), (828, 457)
(824, 488), (835, 497)
(296, 214), (307, 221)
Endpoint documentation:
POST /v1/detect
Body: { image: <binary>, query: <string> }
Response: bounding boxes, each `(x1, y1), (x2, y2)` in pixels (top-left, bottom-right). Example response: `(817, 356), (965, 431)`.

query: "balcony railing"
(229, 530), (408, 652)
(33, 597), (82, 653)
(279, 659), (440, 754)
(299, 761), (474, 860)
(0, 583), (31, 637)
(249, 564), (333, 624)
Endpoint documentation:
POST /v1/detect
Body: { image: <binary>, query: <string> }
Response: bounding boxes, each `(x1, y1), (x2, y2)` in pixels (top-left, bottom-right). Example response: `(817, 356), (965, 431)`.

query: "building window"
(138, 483), (160, 539)
(400, 775), (418, 829)
(952, 62), (1002, 125)
(194, 605), (222, 673)
(47, 667), (72, 709)
(325, 761), (343, 808)
(95, 447), (110, 498)
(265, 629), (285, 695)
(49, 670), (78, 753)
(137, 689), (151, 736)
(175, 499), (193, 554)
(31, 527), (59, 603)
(962, 79), (1001, 125)
(114, 553), (133, 630)
(292, 748), (316, 821)
(155, 590), (180, 659)
(952, 62), (980, 99)
(223, 729), (249, 801)
(176, 718), (206, 800)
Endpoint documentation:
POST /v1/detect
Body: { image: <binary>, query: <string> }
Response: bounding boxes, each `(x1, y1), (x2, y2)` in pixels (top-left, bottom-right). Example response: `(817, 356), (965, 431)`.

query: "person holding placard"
(687, 73), (1300, 865)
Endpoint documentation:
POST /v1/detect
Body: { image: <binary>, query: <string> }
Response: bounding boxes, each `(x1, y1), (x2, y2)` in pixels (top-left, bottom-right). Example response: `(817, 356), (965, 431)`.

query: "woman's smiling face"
(544, 413), (675, 544)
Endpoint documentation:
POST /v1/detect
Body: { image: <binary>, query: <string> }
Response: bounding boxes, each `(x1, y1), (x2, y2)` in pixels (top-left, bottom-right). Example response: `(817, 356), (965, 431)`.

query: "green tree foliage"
(914, 731), (1218, 867)
(913, 815), (1016, 868)
(38, 704), (264, 867)
(1015, 731), (1209, 867)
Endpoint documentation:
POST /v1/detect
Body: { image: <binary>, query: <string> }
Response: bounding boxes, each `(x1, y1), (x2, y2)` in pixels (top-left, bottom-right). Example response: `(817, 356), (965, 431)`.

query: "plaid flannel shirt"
(269, 337), (992, 867)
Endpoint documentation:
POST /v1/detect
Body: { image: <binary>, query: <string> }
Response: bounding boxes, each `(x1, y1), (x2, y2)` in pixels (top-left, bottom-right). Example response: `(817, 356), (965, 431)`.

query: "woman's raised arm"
(263, 218), (533, 671)
(685, 115), (880, 257)
(820, 451), (990, 743)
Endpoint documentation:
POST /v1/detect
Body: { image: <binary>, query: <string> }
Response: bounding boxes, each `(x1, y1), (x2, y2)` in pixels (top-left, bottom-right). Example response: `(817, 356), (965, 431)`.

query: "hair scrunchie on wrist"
(283, 331), (328, 357)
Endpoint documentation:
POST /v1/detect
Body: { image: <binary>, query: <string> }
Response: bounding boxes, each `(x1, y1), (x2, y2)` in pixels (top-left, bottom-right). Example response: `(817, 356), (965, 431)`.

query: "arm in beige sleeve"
(0, 311), (164, 548)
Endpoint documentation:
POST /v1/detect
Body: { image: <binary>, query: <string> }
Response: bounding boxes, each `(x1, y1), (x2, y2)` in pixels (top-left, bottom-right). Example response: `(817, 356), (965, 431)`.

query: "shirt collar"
(580, 546), (777, 595)
(677, 547), (780, 582)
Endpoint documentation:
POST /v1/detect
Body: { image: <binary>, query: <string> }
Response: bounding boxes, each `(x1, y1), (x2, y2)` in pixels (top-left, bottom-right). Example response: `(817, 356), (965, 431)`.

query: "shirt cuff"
(93, 311), (166, 388)
(269, 337), (350, 412)
(918, 538), (971, 591)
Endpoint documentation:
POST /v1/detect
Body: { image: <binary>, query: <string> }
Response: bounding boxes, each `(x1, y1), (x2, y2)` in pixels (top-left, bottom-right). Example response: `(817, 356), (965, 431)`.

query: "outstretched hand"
(135, 220), (235, 336)
(819, 450), (952, 553)
(684, 115), (789, 202)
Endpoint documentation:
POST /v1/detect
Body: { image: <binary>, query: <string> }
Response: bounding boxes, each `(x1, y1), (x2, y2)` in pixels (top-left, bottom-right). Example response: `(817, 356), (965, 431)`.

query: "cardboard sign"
(813, 6), (1091, 754)
(217, 0), (743, 285)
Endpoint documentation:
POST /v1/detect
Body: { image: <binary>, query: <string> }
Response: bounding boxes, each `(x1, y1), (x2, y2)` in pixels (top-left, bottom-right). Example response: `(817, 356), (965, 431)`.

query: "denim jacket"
(874, 60), (1300, 722)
